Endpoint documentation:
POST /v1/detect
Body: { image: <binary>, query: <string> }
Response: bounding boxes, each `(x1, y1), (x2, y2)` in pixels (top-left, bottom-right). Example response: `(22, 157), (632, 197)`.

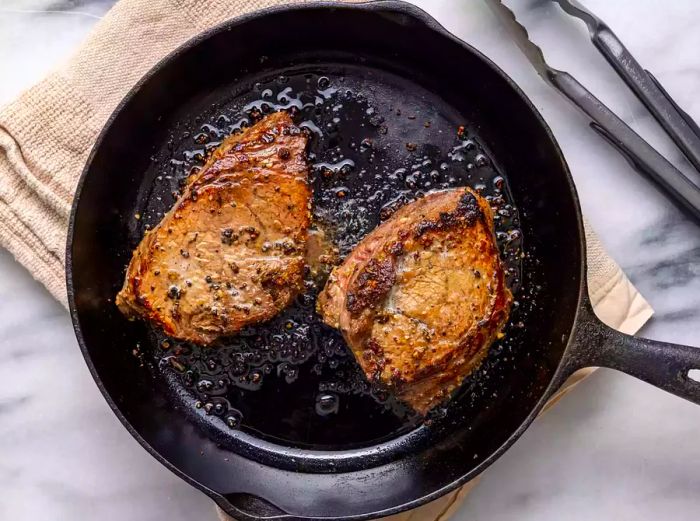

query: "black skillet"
(66, 2), (700, 520)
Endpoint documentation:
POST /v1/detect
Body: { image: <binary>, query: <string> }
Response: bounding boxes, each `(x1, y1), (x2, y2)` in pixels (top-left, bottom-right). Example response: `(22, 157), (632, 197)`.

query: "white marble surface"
(1, 0), (699, 520)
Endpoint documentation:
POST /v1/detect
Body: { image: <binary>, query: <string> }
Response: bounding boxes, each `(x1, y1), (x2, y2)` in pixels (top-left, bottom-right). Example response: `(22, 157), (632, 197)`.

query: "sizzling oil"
(136, 66), (526, 448)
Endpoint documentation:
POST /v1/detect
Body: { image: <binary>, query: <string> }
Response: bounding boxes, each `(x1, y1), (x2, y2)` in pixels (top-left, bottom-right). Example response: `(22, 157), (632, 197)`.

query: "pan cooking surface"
(127, 63), (530, 449)
(69, 5), (586, 516)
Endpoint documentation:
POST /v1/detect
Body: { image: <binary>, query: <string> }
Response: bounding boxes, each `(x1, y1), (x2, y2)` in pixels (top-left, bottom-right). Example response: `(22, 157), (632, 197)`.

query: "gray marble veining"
(0, 1), (699, 520)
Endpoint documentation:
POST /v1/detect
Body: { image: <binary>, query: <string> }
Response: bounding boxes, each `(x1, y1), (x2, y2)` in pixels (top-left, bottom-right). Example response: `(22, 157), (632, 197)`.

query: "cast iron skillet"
(66, 2), (700, 520)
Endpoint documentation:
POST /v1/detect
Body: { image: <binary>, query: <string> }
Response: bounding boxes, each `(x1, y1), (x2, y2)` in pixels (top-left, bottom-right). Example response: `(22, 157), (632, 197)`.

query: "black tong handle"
(587, 23), (700, 174)
(547, 69), (700, 220)
(645, 70), (700, 141)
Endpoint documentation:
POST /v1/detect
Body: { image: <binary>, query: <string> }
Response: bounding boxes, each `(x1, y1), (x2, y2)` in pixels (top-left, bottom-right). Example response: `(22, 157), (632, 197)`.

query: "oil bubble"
(315, 393), (340, 416)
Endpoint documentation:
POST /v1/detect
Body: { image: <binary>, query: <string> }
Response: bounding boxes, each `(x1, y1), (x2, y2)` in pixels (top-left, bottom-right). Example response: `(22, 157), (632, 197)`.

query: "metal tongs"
(486, 0), (700, 220)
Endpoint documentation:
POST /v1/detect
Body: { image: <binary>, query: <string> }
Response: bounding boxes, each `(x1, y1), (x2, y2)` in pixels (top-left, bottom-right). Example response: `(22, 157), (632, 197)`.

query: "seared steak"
(318, 188), (512, 414)
(117, 112), (310, 345)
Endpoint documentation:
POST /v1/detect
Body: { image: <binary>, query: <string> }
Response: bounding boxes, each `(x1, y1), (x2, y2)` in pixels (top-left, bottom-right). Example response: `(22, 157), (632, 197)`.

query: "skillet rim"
(65, 0), (587, 518)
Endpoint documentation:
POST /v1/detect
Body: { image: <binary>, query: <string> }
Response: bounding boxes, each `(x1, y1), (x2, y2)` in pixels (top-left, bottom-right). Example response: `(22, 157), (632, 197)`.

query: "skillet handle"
(567, 303), (700, 405)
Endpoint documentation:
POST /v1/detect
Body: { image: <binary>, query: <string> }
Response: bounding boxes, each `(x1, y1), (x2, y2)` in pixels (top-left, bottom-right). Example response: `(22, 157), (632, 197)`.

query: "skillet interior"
(68, 2), (583, 518)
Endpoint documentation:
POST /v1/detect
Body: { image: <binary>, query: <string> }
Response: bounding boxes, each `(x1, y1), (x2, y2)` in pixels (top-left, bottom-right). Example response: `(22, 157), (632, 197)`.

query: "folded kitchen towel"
(0, 0), (653, 519)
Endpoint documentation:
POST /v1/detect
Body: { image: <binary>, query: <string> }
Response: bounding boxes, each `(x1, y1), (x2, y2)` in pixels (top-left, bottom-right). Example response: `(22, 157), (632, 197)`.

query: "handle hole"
(688, 369), (700, 383)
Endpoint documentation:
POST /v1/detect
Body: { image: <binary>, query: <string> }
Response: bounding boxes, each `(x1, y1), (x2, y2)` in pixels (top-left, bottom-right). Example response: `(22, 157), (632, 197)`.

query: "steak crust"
(318, 188), (512, 414)
(117, 112), (310, 345)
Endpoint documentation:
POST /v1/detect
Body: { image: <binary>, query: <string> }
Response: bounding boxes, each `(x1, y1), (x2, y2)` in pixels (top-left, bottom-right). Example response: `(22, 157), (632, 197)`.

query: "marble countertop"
(1, 1), (699, 520)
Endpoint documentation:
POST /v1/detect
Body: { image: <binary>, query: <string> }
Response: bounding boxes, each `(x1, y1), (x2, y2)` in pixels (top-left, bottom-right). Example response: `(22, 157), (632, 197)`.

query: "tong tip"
(484, 0), (554, 81)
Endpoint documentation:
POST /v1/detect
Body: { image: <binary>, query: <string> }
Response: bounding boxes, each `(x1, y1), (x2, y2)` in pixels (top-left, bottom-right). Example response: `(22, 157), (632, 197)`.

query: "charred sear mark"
(455, 191), (482, 223)
(346, 257), (396, 314)
(389, 366), (405, 385)
(414, 190), (482, 238)
(387, 240), (404, 256)
(277, 147), (291, 160)
(362, 339), (387, 382)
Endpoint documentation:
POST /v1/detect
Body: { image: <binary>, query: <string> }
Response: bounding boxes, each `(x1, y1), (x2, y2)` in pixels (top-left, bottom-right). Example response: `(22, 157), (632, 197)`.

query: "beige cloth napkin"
(0, 0), (653, 519)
